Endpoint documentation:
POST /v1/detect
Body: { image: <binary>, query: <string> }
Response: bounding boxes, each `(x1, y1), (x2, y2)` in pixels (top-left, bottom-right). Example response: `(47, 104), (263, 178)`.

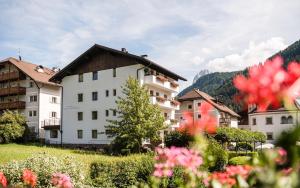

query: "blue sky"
(0, 0), (300, 88)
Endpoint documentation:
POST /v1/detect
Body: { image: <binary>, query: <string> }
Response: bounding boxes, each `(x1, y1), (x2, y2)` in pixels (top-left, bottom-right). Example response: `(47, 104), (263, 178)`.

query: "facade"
(49, 44), (186, 146)
(0, 57), (61, 140)
(176, 89), (240, 128)
(249, 106), (300, 143)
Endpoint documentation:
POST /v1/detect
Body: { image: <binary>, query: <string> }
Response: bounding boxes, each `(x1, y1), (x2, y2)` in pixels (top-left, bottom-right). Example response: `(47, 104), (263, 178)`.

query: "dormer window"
(35, 65), (44, 73)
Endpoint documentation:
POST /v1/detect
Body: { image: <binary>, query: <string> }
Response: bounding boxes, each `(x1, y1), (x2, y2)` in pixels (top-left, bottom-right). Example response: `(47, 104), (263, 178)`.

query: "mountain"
(179, 39), (300, 112)
(192, 69), (210, 84)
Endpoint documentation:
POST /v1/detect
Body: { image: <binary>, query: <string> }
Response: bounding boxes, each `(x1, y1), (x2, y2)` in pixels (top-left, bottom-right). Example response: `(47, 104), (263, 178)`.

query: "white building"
(49, 44), (186, 146)
(176, 89), (240, 128)
(249, 105), (300, 143)
(0, 57), (61, 141)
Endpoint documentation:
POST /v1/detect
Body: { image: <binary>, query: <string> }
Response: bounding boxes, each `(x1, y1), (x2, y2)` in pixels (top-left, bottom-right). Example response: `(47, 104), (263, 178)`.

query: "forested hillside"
(179, 39), (300, 112)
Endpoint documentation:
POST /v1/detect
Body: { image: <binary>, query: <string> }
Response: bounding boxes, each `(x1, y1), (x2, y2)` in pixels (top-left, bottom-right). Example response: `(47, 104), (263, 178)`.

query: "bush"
(228, 151), (259, 160)
(0, 153), (85, 187)
(236, 142), (253, 151)
(90, 154), (154, 188)
(165, 131), (192, 147)
(0, 111), (26, 143)
(204, 139), (228, 171)
(228, 156), (251, 165)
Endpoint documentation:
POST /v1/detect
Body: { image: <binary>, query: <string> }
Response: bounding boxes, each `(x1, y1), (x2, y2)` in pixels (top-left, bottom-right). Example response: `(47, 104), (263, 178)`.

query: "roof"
(0, 57), (60, 86)
(178, 89), (240, 117)
(50, 44), (187, 82)
(249, 102), (300, 114)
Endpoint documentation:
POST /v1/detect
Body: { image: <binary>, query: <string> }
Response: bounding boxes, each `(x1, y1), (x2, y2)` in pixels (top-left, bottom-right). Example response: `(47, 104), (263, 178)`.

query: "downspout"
(60, 86), (63, 147)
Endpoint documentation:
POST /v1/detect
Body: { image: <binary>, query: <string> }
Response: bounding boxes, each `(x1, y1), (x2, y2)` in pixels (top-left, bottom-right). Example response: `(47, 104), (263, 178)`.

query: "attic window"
(36, 65), (44, 73)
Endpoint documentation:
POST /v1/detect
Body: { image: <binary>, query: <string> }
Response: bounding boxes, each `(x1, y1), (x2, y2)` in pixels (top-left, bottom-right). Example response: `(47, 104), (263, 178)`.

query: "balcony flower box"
(170, 81), (179, 88)
(170, 100), (180, 106)
(156, 96), (166, 103)
(156, 75), (168, 82)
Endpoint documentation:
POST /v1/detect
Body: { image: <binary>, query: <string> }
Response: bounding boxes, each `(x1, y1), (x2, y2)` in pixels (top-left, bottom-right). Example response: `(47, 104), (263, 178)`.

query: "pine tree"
(106, 77), (165, 153)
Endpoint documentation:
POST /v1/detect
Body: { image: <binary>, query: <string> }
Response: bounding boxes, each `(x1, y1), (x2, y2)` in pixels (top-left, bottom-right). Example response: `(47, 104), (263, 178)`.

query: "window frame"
(50, 130), (58, 138)
(78, 93), (83, 102)
(266, 117), (273, 125)
(92, 111), (98, 120)
(78, 73), (83, 82)
(77, 130), (83, 139)
(92, 130), (97, 139)
(92, 71), (98, 80)
(78, 112), (83, 121)
(92, 92), (98, 101)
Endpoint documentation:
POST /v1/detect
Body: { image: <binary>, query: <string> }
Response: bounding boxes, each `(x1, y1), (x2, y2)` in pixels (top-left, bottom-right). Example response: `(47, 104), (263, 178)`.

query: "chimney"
(18, 56), (22, 61)
(121, 48), (127, 53)
(141, 54), (148, 58)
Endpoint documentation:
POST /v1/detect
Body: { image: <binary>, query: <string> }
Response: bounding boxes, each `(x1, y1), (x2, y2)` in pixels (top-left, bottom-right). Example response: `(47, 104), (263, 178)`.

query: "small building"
(249, 104), (300, 143)
(0, 57), (61, 141)
(49, 44), (186, 146)
(176, 89), (240, 128)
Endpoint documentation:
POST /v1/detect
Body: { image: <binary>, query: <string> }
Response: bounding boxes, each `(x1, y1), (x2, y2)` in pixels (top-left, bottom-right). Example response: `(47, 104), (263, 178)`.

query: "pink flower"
(153, 147), (203, 177)
(233, 56), (300, 111)
(275, 148), (287, 165)
(178, 102), (217, 135)
(0, 172), (7, 188)
(51, 173), (73, 188)
(22, 169), (37, 188)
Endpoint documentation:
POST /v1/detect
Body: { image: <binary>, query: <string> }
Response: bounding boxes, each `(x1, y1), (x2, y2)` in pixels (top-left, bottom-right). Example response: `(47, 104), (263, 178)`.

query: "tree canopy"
(215, 127), (266, 143)
(106, 77), (165, 153)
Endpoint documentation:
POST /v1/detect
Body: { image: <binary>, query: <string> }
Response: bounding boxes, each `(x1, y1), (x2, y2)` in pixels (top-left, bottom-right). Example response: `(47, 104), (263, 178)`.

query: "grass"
(0, 143), (133, 175)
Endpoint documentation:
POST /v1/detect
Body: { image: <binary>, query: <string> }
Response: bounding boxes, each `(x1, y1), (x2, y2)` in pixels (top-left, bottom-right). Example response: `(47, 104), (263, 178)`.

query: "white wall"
(249, 110), (299, 143)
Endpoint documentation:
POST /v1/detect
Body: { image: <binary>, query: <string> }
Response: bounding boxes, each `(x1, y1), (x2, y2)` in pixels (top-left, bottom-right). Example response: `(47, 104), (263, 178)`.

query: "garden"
(0, 57), (300, 187)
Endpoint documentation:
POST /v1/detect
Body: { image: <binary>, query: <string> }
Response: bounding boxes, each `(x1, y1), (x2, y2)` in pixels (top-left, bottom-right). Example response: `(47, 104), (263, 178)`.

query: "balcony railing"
(42, 118), (60, 130)
(144, 75), (179, 93)
(149, 96), (180, 110)
(0, 86), (26, 97)
(0, 71), (20, 82)
(219, 117), (231, 125)
(0, 101), (26, 110)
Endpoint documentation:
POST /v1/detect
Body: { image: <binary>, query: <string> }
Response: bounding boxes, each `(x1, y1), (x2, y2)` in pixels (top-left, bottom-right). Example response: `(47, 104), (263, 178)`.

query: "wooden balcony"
(0, 71), (20, 82)
(0, 86), (26, 97)
(0, 101), (26, 110)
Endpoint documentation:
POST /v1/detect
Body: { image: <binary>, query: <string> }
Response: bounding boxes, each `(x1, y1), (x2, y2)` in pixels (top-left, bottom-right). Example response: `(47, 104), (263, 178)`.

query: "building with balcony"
(0, 57), (61, 141)
(176, 89), (240, 128)
(49, 44), (186, 146)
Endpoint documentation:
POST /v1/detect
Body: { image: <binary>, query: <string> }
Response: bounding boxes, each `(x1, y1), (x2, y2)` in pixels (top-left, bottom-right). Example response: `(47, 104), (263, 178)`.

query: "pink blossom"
(275, 148), (287, 165)
(153, 147), (203, 177)
(233, 56), (300, 111)
(51, 173), (73, 188)
(0, 172), (7, 188)
(178, 101), (217, 135)
(22, 169), (37, 188)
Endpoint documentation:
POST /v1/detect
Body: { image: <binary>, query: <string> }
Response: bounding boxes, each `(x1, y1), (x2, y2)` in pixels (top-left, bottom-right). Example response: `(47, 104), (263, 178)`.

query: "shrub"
(0, 111), (26, 143)
(90, 154), (154, 188)
(0, 154), (85, 187)
(236, 142), (253, 151)
(165, 130), (192, 147)
(204, 139), (228, 171)
(228, 156), (251, 165)
(228, 151), (259, 160)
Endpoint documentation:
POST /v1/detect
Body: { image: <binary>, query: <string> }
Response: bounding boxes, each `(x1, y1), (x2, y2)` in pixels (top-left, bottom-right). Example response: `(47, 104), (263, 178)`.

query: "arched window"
(281, 116), (287, 124)
(287, 116), (293, 124)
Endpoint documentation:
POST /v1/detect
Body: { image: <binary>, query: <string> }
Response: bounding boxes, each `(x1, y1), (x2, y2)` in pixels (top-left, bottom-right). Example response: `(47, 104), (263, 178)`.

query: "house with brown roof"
(0, 57), (61, 142)
(176, 89), (240, 128)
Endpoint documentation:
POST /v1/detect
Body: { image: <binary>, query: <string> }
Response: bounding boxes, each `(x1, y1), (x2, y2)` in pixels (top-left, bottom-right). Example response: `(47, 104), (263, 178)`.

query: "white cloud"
(207, 37), (287, 72)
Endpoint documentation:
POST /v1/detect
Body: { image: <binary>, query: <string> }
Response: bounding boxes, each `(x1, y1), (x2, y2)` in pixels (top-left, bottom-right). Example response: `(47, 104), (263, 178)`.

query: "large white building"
(49, 44), (186, 146)
(249, 104), (300, 143)
(176, 89), (240, 128)
(0, 57), (61, 140)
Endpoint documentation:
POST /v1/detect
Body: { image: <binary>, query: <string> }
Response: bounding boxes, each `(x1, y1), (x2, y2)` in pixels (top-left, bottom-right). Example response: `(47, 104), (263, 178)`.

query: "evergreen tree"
(106, 77), (165, 153)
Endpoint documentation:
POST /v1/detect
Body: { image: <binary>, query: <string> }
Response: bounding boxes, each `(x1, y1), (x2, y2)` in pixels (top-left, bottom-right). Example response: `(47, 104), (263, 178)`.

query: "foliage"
(0, 153), (85, 187)
(90, 154), (153, 188)
(235, 142), (253, 151)
(228, 151), (258, 160)
(215, 127), (266, 143)
(228, 156), (251, 165)
(164, 130), (192, 147)
(106, 77), (165, 153)
(0, 111), (26, 143)
(204, 139), (228, 171)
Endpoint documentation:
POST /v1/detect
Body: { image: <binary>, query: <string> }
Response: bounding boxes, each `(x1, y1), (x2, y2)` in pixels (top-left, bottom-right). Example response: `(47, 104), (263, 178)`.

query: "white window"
(252, 118), (256, 125)
(50, 97), (57, 104)
(266, 132), (273, 140)
(50, 112), (57, 118)
(266, 117), (273, 125)
(29, 95), (37, 102)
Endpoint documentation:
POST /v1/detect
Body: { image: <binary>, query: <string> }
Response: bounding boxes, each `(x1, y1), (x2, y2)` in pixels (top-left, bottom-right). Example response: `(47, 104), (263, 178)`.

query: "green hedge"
(165, 130), (192, 147)
(90, 154), (154, 188)
(228, 151), (259, 160)
(204, 139), (228, 171)
(228, 156), (251, 165)
(215, 127), (266, 143)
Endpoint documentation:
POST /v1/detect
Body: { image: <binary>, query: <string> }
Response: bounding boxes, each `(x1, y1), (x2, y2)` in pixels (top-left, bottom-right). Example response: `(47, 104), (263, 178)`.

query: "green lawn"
(0, 143), (122, 174)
